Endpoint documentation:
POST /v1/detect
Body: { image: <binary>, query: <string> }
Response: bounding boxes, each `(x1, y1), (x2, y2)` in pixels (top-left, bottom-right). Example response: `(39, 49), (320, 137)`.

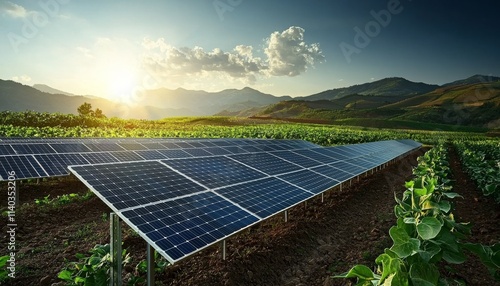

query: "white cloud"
(11, 75), (31, 83)
(141, 26), (323, 86)
(0, 1), (28, 18)
(264, 26), (324, 76)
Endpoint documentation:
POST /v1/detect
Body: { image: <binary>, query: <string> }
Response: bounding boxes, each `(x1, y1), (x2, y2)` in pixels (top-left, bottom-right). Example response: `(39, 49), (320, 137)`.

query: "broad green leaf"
(416, 217), (442, 240)
(442, 248), (466, 264)
(462, 242), (500, 277)
(418, 242), (442, 263)
(333, 265), (375, 280)
(442, 192), (462, 199)
(58, 270), (73, 281)
(409, 262), (439, 286)
(390, 226), (421, 258)
(438, 201), (451, 213)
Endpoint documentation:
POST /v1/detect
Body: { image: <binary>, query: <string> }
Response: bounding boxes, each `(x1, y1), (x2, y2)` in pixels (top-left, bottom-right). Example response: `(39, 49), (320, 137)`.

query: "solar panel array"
(0, 138), (319, 181)
(0, 137), (421, 263)
(64, 138), (421, 264)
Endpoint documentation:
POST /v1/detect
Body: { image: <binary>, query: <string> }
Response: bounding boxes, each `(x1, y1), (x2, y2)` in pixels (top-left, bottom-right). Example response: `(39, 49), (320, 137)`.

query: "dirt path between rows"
(1, 146), (498, 285)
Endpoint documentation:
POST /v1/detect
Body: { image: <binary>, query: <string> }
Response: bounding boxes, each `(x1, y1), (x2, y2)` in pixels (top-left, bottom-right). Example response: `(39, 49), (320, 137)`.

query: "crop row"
(335, 144), (499, 284)
(454, 140), (500, 203)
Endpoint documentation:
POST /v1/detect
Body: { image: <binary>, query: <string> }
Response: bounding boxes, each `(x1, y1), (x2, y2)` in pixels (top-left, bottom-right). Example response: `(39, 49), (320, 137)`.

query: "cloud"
(141, 26), (323, 85)
(11, 75), (31, 83)
(0, 1), (29, 18)
(264, 26), (324, 76)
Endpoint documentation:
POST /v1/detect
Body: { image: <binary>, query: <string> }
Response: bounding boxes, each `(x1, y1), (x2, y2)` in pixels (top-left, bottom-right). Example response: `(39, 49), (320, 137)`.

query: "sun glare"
(107, 69), (138, 102)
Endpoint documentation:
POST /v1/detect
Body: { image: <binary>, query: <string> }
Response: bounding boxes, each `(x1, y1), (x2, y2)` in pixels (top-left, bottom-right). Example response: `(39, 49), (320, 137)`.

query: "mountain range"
(1, 75), (499, 128)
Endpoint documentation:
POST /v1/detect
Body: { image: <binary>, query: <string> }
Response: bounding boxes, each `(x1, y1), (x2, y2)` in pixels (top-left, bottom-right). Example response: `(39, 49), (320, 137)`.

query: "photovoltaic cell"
(141, 142), (166, 150)
(84, 143), (125, 152)
(11, 143), (56, 154)
(0, 156), (47, 180)
(278, 170), (340, 194)
(121, 192), (259, 262)
(135, 150), (167, 160)
(118, 143), (148, 151)
(49, 143), (92, 153)
(80, 152), (120, 164)
(215, 177), (313, 219)
(35, 153), (89, 176)
(311, 165), (355, 182)
(228, 153), (301, 175)
(183, 148), (213, 157)
(0, 145), (16, 155)
(109, 151), (144, 162)
(329, 161), (367, 176)
(202, 147), (233, 156)
(162, 157), (265, 189)
(270, 150), (322, 168)
(157, 149), (192, 159)
(292, 149), (335, 164)
(69, 161), (207, 210)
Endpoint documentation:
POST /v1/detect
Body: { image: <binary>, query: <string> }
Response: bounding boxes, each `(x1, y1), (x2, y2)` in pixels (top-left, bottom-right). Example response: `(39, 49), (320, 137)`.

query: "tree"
(77, 102), (93, 116)
(93, 108), (106, 118)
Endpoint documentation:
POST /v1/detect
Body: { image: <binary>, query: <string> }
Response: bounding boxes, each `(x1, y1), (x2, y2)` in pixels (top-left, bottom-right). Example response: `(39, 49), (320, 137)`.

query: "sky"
(1, 0), (499, 100)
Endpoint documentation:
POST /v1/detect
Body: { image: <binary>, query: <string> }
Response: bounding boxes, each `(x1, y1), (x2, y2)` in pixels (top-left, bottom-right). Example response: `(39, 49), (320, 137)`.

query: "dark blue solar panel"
(185, 142), (205, 148)
(348, 157), (379, 169)
(174, 142), (194, 149)
(159, 142), (182, 149)
(238, 145), (264, 153)
(215, 177), (313, 219)
(162, 157), (265, 189)
(80, 152), (120, 164)
(0, 145), (16, 155)
(135, 150), (167, 160)
(278, 170), (340, 194)
(110, 151), (144, 162)
(292, 149), (335, 164)
(270, 150), (323, 168)
(118, 143), (148, 151)
(329, 161), (367, 175)
(69, 161), (206, 210)
(320, 148), (351, 160)
(84, 143), (125, 152)
(49, 143), (92, 153)
(157, 149), (192, 159)
(183, 148), (212, 157)
(203, 147), (233, 156)
(221, 146), (247, 154)
(228, 153), (301, 175)
(141, 142), (166, 150)
(11, 143), (57, 154)
(121, 192), (259, 262)
(0, 156), (47, 180)
(311, 165), (355, 182)
(35, 153), (89, 176)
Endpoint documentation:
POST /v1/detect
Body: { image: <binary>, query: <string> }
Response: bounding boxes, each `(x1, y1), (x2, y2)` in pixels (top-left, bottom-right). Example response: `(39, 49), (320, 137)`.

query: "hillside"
(253, 77), (500, 129)
(302, 77), (438, 101)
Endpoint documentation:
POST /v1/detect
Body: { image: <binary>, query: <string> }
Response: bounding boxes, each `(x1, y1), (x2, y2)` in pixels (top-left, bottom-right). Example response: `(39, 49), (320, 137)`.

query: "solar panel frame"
(0, 155), (47, 180)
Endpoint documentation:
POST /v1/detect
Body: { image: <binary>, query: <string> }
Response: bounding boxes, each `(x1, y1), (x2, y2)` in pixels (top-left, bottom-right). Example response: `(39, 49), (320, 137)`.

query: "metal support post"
(110, 213), (122, 286)
(284, 210), (288, 222)
(222, 240), (227, 260)
(321, 193), (324, 203)
(147, 244), (155, 286)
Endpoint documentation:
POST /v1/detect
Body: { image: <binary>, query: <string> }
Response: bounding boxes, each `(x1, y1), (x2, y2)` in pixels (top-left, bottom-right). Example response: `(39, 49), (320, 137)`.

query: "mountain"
(139, 87), (291, 116)
(302, 77), (438, 101)
(442, 74), (500, 87)
(251, 75), (500, 128)
(32, 84), (76, 96)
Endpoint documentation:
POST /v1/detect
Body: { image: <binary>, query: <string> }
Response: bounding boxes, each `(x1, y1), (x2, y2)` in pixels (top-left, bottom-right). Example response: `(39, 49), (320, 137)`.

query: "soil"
(0, 146), (498, 286)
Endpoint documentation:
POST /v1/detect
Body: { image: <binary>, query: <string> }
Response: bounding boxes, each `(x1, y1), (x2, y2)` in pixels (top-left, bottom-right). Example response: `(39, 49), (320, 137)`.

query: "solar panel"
(215, 177), (313, 219)
(228, 153), (302, 176)
(183, 148), (212, 157)
(0, 145), (17, 155)
(311, 165), (356, 182)
(49, 143), (92, 153)
(134, 150), (167, 160)
(270, 150), (323, 168)
(278, 169), (340, 194)
(121, 192), (259, 262)
(292, 149), (335, 164)
(11, 143), (57, 154)
(109, 151), (144, 162)
(69, 161), (207, 210)
(84, 143), (125, 152)
(202, 147), (233, 156)
(157, 149), (192, 159)
(329, 161), (367, 176)
(162, 157), (266, 189)
(118, 143), (148, 151)
(0, 156), (47, 180)
(81, 152), (120, 164)
(35, 153), (89, 176)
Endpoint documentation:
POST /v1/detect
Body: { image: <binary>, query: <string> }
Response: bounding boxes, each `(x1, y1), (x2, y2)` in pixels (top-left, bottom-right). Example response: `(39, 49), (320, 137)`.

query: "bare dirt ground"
(1, 146), (498, 285)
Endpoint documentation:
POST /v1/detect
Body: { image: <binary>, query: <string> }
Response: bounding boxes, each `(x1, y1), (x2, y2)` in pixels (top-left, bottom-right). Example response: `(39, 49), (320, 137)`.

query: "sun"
(107, 68), (138, 102)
